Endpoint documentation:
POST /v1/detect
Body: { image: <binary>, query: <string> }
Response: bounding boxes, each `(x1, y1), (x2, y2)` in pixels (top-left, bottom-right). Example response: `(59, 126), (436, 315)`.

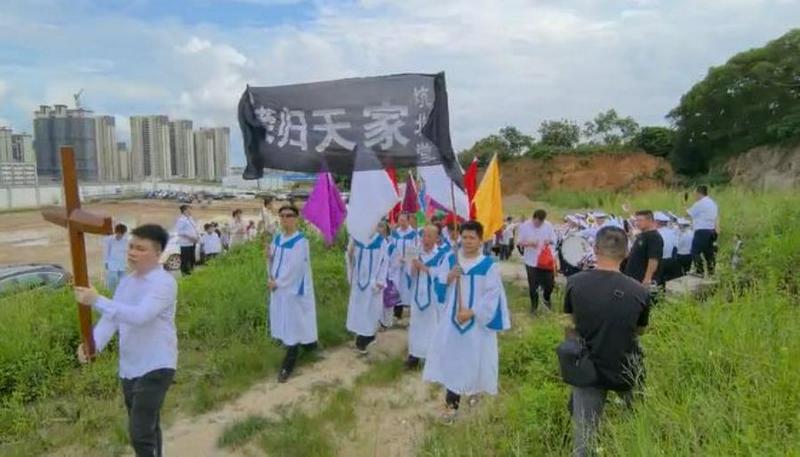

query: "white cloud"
(0, 0), (799, 167)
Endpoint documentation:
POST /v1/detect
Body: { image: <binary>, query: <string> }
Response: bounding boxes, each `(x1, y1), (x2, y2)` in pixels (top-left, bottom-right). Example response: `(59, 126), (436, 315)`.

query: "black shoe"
(278, 368), (291, 383)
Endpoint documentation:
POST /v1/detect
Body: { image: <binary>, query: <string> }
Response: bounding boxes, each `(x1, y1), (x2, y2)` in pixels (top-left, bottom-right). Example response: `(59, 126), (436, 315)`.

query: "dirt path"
(152, 264), (527, 457)
(157, 329), (409, 456)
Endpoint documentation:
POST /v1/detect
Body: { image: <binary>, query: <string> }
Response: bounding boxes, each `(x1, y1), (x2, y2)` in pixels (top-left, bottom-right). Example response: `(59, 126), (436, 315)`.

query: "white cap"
(654, 211), (670, 222)
(677, 218), (691, 225)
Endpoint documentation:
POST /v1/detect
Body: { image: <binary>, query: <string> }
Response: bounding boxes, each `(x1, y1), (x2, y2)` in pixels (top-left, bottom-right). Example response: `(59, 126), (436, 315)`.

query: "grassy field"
(420, 187), (800, 456)
(0, 231), (350, 456)
(1, 188), (798, 456)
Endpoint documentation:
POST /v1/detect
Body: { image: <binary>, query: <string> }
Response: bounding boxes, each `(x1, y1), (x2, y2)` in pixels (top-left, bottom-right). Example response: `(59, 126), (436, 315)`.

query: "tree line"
(460, 28), (800, 176)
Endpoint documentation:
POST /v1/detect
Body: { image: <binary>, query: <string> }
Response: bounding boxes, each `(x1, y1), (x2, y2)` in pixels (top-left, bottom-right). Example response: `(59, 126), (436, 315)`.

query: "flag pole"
(450, 180), (466, 314)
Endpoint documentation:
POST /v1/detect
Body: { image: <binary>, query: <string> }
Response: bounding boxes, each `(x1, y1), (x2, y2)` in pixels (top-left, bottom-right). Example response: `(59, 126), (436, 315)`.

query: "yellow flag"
(473, 154), (504, 241)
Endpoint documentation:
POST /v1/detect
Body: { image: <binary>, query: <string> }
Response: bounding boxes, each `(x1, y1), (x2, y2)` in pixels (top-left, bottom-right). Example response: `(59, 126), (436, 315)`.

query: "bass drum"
(558, 235), (594, 277)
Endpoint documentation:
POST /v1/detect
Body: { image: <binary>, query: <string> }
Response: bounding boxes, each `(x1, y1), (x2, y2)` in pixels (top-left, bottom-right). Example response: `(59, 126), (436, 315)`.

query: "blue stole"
(272, 232), (306, 295)
(391, 229), (418, 258)
(413, 248), (445, 311)
(353, 235), (384, 292)
(448, 255), (505, 334)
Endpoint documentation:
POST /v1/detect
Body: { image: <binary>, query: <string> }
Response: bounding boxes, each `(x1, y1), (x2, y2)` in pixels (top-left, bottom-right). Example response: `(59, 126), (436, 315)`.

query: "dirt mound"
(500, 152), (672, 198)
(727, 144), (800, 190)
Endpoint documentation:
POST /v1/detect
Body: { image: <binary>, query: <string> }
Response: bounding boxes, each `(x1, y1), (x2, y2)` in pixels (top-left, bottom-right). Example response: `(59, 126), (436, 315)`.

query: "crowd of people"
(84, 186), (718, 457)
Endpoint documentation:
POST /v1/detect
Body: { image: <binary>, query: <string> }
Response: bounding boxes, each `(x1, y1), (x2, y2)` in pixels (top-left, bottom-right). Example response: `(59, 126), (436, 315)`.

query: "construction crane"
(73, 89), (84, 109)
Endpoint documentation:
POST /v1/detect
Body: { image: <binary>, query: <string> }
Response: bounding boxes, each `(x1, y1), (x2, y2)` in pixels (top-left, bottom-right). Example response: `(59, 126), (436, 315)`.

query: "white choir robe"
(408, 247), (447, 359)
(346, 234), (389, 337)
(423, 254), (511, 396)
(390, 227), (419, 306)
(268, 232), (318, 346)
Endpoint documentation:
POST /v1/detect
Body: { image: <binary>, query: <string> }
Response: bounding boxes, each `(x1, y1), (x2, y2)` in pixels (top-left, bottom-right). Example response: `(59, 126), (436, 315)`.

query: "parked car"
(0, 264), (72, 297)
(160, 232), (201, 271)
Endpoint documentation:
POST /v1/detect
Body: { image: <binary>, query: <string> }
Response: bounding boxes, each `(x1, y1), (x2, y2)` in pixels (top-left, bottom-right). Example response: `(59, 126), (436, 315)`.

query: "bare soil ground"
(0, 199), (265, 279)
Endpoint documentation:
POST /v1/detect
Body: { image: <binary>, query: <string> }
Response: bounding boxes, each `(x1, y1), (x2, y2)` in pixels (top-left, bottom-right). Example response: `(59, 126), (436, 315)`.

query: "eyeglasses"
(280, 214), (297, 219)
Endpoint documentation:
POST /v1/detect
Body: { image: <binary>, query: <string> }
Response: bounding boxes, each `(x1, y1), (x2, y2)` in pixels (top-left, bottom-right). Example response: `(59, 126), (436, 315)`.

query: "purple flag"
(401, 174), (419, 214)
(301, 172), (347, 245)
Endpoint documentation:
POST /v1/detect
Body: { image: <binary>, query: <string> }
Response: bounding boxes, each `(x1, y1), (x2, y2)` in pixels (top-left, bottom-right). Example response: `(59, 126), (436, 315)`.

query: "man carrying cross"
(74, 224), (177, 457)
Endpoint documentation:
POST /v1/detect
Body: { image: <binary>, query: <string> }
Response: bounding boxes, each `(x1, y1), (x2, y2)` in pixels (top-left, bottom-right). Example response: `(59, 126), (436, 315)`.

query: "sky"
(0, 0), (798, 167)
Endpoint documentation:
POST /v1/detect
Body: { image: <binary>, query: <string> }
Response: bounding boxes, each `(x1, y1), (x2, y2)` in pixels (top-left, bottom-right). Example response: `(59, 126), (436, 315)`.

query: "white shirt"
(104, 235), (128, 272)
(202, 232), (222, 254)
(657, 226), (677, 259)
(175, 214), (199, 247)
(261, 207), (278, 235)
(677, 229), (694, 255)
(93, 266), (178, 379)
(687, 196), (718, 231)
(517, 220), (557, 267)
(500, 223), (516, 245)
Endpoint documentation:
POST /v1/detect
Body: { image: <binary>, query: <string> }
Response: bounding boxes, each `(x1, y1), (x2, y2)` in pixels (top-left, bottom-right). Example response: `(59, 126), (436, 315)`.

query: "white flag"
(417, 164), (470, 219)
(345, 144), (399, 243)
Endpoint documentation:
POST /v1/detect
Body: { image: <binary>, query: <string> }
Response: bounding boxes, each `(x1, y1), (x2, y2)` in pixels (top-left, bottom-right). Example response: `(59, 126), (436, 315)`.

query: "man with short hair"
(268, 205), (319, 383)
(423, 220), (511, 420)
(517, 209), (558, 312)
(686, 185), (719, 276)
(564, 226), (650, 457)
(623, 211), (663, 287)
(73, 224), (177, 457)
(104, 223), (128, 293)
(174, 205), (199, 275)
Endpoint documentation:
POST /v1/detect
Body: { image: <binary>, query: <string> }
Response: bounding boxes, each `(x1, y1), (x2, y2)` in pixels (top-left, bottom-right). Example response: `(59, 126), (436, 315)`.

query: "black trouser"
(355, 335), (376, 351)
(659, 258), (683, 283)
(406, 355), (421, 369)
(281, 342), (318, 374)
(677, 254), (693, 274)
(691, 229), (717, 275)
(393, 305), (404, 319)
(446, 389), (461, 410)
(525, 266), (554, 311)
(499, 244), (512, 260)
(179, 245), (195, 275)
(121, 368), (175, 457)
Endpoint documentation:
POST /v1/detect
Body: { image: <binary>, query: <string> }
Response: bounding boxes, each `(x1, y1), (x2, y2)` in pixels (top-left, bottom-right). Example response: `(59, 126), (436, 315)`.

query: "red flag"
(401, 173), (419, 214)
(464, 158), (478, 219)
(387, 166), (401, 223)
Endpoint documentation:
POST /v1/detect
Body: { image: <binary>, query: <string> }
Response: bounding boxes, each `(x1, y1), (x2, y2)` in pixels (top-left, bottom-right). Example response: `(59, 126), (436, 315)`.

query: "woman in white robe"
(268, 206), (318, 382)
(346, 230), (389, 354)
(423, 221), (511, 418)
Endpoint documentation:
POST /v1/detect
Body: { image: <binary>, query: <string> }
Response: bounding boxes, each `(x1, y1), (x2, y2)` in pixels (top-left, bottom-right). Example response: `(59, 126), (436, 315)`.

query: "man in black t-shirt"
(564, 226), (650, 457)
(623, 210), (663, 287)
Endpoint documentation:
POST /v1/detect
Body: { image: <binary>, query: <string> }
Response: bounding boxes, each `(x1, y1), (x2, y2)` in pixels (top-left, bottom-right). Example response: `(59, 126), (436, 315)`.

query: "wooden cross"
(41, 146), (113, 359)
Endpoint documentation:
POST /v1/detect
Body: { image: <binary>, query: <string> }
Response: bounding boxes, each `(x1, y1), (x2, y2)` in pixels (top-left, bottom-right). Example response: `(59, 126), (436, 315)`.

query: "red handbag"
(537, 245), (556, 271)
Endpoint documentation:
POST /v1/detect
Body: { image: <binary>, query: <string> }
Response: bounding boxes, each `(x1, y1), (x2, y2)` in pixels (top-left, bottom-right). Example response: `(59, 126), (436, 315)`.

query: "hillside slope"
(500, 151), (672, 197)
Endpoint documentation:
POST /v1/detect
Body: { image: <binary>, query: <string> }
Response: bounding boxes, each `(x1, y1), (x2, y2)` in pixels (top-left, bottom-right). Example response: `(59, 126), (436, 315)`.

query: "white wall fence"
(0, 179), (285, 211)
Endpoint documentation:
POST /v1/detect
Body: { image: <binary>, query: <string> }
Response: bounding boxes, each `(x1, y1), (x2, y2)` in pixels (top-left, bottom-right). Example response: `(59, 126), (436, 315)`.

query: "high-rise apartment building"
(169, 120), (195, 179)
(33, 105), (98, 181)
(130, 115), (171, 180)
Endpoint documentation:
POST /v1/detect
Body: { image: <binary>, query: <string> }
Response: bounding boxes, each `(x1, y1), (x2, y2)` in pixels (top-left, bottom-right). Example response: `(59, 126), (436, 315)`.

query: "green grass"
(354, 356), (405, 387)
(217, 414), (270, 449)
(0, 232), (350, 455)
(420, 187), (800, 456)
(259, 408), (338, 457)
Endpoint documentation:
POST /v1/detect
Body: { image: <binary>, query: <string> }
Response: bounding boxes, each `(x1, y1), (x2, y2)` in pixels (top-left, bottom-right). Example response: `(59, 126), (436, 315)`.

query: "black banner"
(238, 72), (462, 185)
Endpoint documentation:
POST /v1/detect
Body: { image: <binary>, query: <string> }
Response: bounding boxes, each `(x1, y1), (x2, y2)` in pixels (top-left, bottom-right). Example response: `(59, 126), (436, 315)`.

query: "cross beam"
(41, 147), (113, 359)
